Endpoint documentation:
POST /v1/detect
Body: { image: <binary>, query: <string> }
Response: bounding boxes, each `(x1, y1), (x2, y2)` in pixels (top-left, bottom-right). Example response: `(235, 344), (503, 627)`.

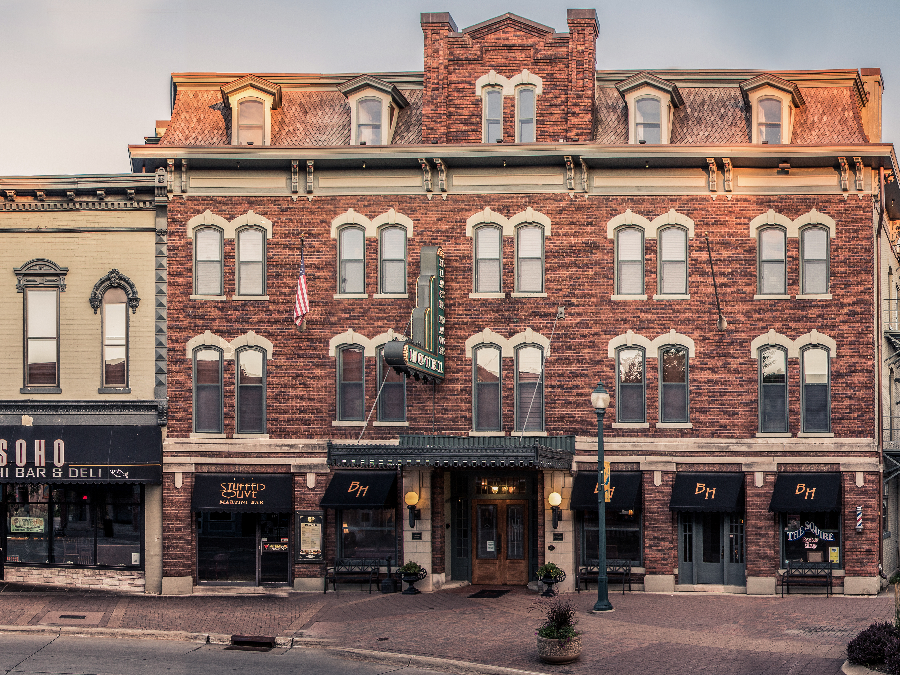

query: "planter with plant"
(397, 561), (427, 595)
(532, 597), (581, 664)
(536, 562), (566, 597)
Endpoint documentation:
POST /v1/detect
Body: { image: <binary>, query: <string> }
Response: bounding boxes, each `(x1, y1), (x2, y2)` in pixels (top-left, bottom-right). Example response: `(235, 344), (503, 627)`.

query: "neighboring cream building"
(0, 173), (166, 593)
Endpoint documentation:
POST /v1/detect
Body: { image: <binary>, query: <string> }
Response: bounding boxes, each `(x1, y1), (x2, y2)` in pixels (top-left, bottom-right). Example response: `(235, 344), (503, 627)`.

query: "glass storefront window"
(4, 484), (142, 568)
(339, 508), (396, 560)
(581, 508), (642, 565)
(474, 476), (527, 496)
(781, 512), (840, 566)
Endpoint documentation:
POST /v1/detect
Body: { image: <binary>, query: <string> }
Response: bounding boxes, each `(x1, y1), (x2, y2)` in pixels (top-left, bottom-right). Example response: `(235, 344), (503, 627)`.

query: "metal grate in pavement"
(468, 590), (510, 599)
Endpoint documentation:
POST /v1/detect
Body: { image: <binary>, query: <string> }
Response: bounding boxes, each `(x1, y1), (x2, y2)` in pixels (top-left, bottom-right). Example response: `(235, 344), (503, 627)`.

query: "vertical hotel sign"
(384, 246), (445, 382)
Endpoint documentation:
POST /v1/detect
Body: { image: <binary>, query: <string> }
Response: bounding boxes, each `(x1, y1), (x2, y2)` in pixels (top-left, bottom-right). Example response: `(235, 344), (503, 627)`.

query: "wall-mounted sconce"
(405, 491), (421, 528)
(548, 491), (562, 529)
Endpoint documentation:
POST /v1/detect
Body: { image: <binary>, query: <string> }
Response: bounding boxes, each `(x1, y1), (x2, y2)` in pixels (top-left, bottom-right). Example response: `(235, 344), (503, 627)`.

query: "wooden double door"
(471, 499), (528, 585)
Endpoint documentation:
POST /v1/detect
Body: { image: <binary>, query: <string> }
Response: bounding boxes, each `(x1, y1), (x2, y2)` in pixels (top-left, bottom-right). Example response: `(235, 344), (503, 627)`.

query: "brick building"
(0, 175), (167, 592)
(128, 9), (900, 595)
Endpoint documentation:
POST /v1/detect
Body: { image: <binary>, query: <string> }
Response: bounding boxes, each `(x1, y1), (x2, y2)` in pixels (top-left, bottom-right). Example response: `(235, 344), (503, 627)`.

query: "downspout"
(878, 166), (886, 573)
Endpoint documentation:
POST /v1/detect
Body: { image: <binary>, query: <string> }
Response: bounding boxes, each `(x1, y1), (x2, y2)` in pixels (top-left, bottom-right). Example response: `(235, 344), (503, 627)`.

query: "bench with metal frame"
(780, 560), (833, 597)
(575, 560), (632, 594)
(324, 558), (391, 593)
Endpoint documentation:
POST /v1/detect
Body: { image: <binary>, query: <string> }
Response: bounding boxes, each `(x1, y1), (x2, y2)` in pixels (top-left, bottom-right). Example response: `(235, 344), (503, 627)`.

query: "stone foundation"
(4, 567), (146, 592)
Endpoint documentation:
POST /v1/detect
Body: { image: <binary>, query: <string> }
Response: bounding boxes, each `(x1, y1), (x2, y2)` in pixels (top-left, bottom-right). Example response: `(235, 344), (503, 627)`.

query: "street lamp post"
(591, 382), (613, 612)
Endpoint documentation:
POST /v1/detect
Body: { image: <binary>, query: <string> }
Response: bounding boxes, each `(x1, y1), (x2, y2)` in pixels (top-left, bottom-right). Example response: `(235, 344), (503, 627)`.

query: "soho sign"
(0, 439), (67, 478)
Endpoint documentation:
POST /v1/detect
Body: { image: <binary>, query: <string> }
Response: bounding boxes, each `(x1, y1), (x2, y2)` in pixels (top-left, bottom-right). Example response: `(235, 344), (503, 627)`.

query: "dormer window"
(616, 72), (683, 145)
(338, 75), (409, 146)
(758, 98), (782, 144)
(635, 97), (661, 144)
(357, 98), (383, 146)
(484, 87), (503, 143)
(516, 87), (536, 143)
(221, 74), (282, 147)
(740, 74), (805, 145)
(237, 99), (264, 146)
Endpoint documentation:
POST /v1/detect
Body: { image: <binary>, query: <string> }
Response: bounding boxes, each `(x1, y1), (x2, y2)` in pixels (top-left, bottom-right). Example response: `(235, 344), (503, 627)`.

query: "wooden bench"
(780, 560), (833, 597)
(324, 558), (390, 594)
(575, 560), (632, 594)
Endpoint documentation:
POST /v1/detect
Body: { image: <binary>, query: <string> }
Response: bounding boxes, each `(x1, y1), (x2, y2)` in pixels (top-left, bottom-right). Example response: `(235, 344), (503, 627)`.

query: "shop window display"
(781, 512), (840, 566)
(339, 508), (397, 560)
(581, 508), (642, 565)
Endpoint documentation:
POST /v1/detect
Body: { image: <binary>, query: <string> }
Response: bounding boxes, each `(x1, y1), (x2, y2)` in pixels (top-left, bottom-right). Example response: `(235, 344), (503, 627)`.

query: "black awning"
(570, 472), (641, 511)
(769, 473), (841, 512)
(320, 471), (398, 509)
(192, 473), (292, 512)
(670, 472), (744, 512)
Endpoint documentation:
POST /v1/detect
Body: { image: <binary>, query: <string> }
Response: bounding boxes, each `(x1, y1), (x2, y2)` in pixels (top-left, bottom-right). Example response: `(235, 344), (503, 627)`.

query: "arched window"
(194, 227), (223, 296)
(474, 225), (502, 293)
(659, 345), (688, 423)
(516, 87), (536, 142)
(616, 347), (645, 423)
(515, 345), (543, 432)
(237, 99), (264, 146)
(800, 226), (829, 295)
(237, 227), (265, 296)
(25, 288), (59, 388)
(759, 345), (788, 433)
(377, 347), (405, 422)
(658, 227), (687, 295)
(102, 288), (128, 388)
(193, 347), (223, 433)
(635, 97), (661, 144)
(616, 227), (644, 295)
(483, 87), (503, 143)
(379, 226), (407, 294)
(758, 98), (782, 144)
(357, 98), (382, 145)
(338, 226), (365, 294)
(473, 344), (501, 432)
(802, 346), (830, 433)
(516, 224), (543, 293)
(236, 347), (265, 434)
(338, 345), (365, 421)
(758, 227), (786, 295)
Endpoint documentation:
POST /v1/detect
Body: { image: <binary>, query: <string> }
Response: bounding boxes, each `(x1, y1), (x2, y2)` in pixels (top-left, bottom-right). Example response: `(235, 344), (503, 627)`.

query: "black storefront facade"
(0, 413), (163, 593)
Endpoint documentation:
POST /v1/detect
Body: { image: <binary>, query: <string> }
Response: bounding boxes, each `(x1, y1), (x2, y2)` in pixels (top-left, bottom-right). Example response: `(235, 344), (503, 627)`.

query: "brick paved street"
(0, 583), (892, 674)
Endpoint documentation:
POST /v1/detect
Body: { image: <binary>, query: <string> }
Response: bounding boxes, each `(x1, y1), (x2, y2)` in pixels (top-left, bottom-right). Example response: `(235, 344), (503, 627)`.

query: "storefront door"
(198, 512), (290, 585)
(472, 499), (528, 585)
(679, 513), (745, 586)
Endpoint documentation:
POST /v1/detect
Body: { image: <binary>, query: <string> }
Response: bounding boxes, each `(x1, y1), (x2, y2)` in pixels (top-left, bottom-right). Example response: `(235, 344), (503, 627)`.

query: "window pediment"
(15, 258), (68, 293)
(616, 73), (682, 145)
(90, 269), (140, 315)
(740, 74), (804, 145)
(221, 74), (281, 146)
(339, 75), (409, 146)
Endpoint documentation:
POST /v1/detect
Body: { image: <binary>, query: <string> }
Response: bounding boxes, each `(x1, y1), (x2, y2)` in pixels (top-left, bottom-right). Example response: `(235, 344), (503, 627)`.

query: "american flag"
(293, 243), (309, 326)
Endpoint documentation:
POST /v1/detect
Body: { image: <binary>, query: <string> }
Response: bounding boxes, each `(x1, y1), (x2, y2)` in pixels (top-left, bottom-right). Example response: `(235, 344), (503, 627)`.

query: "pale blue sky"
(1, 0), (897, 175)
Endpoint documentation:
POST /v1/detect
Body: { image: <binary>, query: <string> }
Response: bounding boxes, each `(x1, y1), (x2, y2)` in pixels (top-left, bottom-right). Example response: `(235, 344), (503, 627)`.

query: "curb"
(320, 646), (551, 675)
(0, 625), (210, 643)
(842, 660), (879, 675)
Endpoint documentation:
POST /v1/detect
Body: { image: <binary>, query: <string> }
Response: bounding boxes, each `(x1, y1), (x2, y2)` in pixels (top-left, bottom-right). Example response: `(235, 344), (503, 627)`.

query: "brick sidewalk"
(0, 582), (892, 674)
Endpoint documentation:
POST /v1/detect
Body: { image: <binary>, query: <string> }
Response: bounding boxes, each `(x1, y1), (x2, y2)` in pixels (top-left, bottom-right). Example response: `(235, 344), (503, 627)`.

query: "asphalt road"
(0, 635), (470, 675)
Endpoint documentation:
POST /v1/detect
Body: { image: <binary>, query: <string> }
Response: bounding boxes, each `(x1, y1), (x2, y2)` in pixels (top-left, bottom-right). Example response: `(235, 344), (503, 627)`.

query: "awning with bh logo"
(569, 472), (641, 511)
(319, 471), (398, 509)
(669, 472), (745, 512)
(768, 472), (841, 512)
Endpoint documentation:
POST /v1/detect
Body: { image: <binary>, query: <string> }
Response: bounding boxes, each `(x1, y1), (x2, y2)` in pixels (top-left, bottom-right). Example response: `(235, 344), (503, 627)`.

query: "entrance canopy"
(570, 471), (641, 511)
(319, 471), (397, 509)
(670, 472), (744, 512)
(192, 473), (292, 512)
(769, 472), (841, 512)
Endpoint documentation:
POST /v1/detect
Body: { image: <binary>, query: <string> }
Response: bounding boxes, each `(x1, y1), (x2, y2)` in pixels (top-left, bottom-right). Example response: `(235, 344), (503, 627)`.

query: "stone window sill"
(469, 292), (506, 299)
(511, 292), (547, 298)
(753, 294), (790, 300)
(373, 293), (409, 299)
(190, 295), (226, 301)
(20, 387), (62, 394)
(332, 420), (366, 426)
(374, 421), (409, 427)
(797, 432), (834, 437)
(189, 432), (226, 439)
(656, 422), (692, 428)
(234, 433), (270, 439)
(469, 430), (507, 437)
(513, 431), (548, 437)
(610, 294), (647, 301)
(333, 293), (369, 300)
(231, 295), (269, 301)
(612, 422), (649, 429)
(653, 294), (690, 301)
(755, 432), (792, 438)
(98, 387), (132, 394)
(796, 293), (832, 300)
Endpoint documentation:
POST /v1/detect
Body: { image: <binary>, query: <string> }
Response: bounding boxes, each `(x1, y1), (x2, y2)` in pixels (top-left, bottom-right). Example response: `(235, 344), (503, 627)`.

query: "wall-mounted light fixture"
(405, 491), (421, 529)
(549, 490), (562, 529)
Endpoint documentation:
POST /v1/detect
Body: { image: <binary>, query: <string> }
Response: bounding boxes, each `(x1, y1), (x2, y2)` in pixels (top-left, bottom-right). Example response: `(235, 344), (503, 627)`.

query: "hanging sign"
(384, 246), (445, 382)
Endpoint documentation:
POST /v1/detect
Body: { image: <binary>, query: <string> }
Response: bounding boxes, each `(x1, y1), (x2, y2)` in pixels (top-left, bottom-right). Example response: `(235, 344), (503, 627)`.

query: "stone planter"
(400, 568), (427, 595)
(537, 634), (582, 664)
(540, 571), (565, 597)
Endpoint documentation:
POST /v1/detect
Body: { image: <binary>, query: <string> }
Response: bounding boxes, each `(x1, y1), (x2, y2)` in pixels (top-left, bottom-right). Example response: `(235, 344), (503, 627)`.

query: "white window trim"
(229, 91), (275, 147)
(747, 87), (795, 144)
(347, 89), (398, 146)
(329, 329), (375, 357)
(749, 209), (836, 240)
(623, 86), (675, 145)
(749, 329), (836, 359)
(185, 330), (274, 360)
(514, 85), (537, 143)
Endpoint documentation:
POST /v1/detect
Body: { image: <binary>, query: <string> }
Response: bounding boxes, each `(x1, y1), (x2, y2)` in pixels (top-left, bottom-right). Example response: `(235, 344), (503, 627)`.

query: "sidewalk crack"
(2, 631), (60, 674)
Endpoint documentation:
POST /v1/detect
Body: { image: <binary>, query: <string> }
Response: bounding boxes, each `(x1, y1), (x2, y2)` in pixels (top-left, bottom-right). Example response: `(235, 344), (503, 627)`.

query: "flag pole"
(294, 232), (309, 332)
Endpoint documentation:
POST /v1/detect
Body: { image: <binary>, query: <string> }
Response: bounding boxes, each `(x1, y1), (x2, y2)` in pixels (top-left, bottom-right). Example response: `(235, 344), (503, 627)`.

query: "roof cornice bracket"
(564, 156), (574, 190)
(419, 158), (433, 193)
(707, 158), (718, 192)
(722, 158), (733, 192)
(854, 157), (864, 191)
(839, 157), (849, 191)
(434, 158), (447, 192)
(306, 160), (314, 194)
(291, 160), (299, 194)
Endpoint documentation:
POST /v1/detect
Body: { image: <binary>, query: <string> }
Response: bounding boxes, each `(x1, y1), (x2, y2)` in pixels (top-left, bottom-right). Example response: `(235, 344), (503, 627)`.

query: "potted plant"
(397, 560), (427, 595)
(533, 597), (581, 664)
(536, 562), (566, 597)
